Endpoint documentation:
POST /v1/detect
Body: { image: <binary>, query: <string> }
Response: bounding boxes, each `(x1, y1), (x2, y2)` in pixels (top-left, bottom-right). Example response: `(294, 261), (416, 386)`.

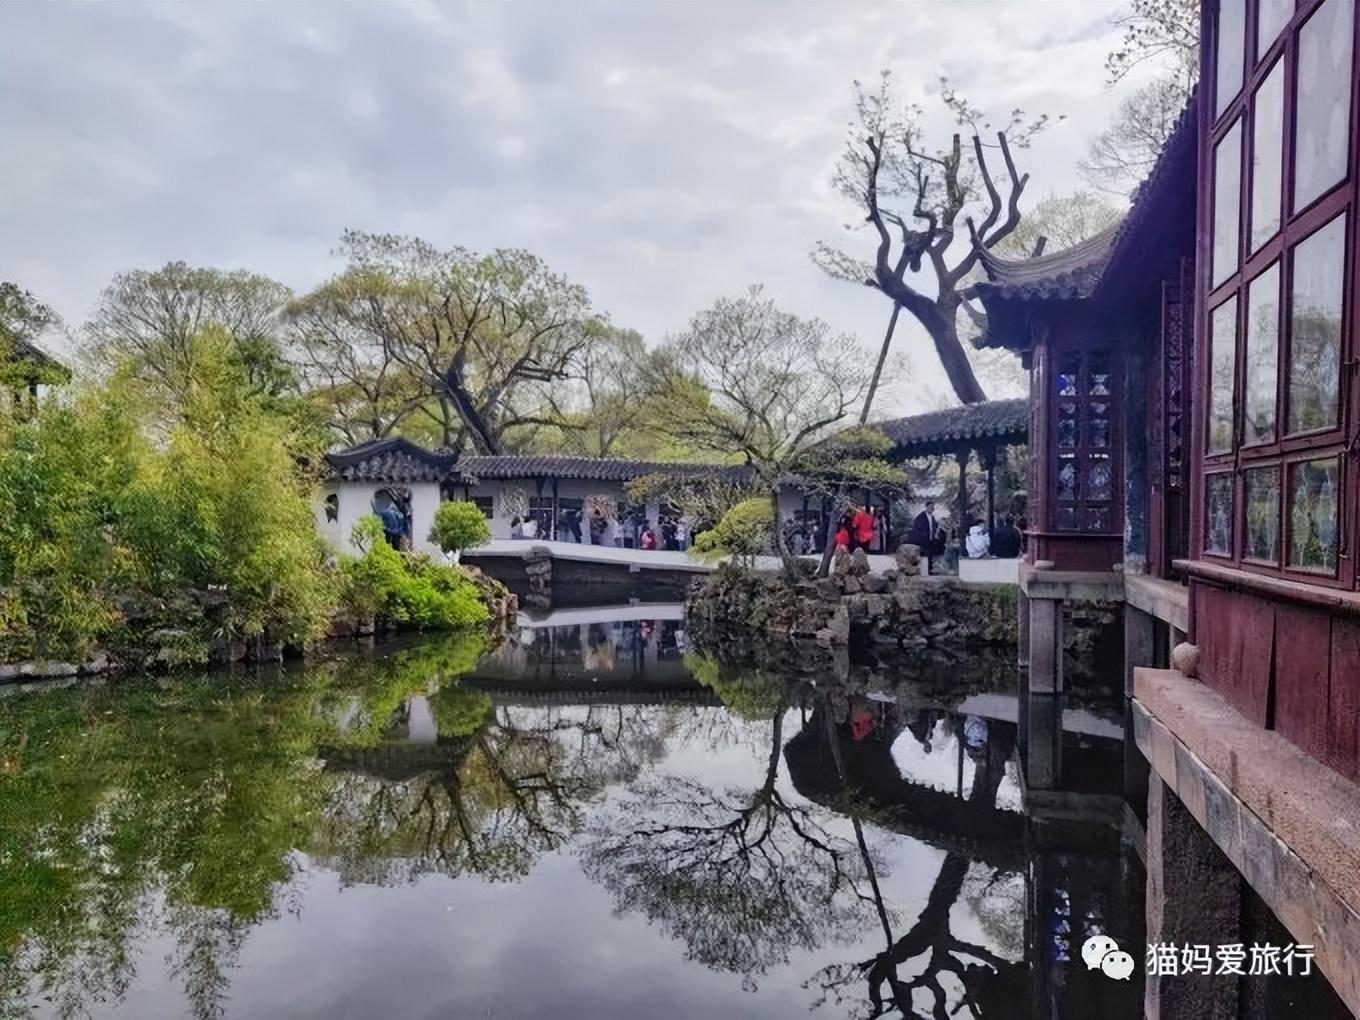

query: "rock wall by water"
(685, 546), (1018, 651)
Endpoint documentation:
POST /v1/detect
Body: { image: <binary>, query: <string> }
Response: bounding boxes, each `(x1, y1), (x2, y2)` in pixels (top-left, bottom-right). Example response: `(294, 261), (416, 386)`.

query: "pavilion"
(874, 397), (1029, 556)
(1, 336), (70, 404)
(967, 0), (1360, 1009)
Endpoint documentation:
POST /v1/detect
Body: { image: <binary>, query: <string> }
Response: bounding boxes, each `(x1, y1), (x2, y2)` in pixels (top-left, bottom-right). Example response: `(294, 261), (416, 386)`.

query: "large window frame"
(1194, 0), (1360, 590)
(1048, 345), (1122, 536)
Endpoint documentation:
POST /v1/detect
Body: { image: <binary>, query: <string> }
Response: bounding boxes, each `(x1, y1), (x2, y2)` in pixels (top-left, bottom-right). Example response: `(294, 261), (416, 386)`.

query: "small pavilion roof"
(872, 398), (1029, 459)
(325, 437), (455, 483)
(970, 226), (1121, 303)
(2, 337), (71, 383)
(967, 89), (1199, 351)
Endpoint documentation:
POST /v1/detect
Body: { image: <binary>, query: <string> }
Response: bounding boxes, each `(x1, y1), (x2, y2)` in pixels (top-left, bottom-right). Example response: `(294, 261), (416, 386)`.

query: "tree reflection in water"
(0, 616), (1131, 1020)
(799, 704), (1025, 1018)
(582, 673), (878, 983)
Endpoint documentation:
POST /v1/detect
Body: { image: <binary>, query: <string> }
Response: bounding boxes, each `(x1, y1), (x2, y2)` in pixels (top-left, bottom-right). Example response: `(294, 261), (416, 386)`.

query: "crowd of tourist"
(510, 506), (696, 551)
(504, 497), (1027, 567)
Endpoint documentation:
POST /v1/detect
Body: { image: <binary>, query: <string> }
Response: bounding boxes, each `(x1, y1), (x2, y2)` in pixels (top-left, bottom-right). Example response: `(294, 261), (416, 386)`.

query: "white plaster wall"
(327, 481), (441, 556)
(408, 483), (441, 556)
(316, 486), (343, 552)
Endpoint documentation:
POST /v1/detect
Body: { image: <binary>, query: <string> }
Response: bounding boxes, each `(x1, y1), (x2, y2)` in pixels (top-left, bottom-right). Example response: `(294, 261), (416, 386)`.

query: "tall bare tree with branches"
(814, 73), (1053, 406)
(649, 286), (870, 578)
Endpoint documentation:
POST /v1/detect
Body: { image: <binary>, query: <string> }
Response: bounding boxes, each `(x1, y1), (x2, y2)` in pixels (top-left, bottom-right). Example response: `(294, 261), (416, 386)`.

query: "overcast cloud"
(0, 0), (1148, 415)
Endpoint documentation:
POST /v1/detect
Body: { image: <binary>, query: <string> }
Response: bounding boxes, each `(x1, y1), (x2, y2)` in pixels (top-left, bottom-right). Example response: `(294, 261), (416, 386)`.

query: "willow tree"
(288, 231), (599, 453)
(814, 74), (1051, 405)
(650, 286), (870, 577)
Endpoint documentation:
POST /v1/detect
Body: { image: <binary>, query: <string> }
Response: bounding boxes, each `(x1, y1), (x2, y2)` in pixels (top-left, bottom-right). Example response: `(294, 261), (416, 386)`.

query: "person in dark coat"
(909, 501), (941, 554)
(990, 514), (1023, 559)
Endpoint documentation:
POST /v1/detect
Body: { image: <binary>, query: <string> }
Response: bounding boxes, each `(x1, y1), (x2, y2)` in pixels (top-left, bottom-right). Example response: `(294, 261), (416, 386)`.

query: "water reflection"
(0, 607), (1140, 1020)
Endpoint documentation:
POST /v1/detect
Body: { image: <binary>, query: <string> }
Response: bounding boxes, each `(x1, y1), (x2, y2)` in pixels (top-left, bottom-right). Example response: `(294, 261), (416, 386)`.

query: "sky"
(0, 0), (1150, 416)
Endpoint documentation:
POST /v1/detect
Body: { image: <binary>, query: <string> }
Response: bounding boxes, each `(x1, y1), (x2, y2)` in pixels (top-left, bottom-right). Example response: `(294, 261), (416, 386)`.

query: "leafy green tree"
(429, 500), (491, 557)
(690, 498), (773, 568)
(652, 286), (870, 577)
(84, 262), (294, 405)
(288, 231), (600, 452)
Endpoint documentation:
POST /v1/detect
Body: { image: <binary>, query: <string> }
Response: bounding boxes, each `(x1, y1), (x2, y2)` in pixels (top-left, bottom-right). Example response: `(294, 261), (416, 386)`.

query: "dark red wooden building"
(973, 2), (1360, 1013)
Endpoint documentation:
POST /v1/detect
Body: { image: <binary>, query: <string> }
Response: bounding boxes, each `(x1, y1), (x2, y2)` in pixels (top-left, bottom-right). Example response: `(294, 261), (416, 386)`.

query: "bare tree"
(814, 74), (1052, 405)
(286, 276), (429, 444)
(651, 286), (870, 577)
(539, 324), (658, 456)
(1082, 0), (1199, 194)
(1080, 77), (1195, 194)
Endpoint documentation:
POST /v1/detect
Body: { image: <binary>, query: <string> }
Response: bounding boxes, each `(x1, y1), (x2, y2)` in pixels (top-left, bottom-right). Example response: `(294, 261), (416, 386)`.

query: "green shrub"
(340, 538), (489, 631)
(691, 497), (772, 565)
(0, 328), (335, 661)
(429, 500), (491, 555)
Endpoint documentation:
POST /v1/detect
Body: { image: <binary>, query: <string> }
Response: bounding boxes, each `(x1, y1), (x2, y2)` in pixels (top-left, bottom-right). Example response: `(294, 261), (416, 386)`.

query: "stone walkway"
(462, 538), (905, 575)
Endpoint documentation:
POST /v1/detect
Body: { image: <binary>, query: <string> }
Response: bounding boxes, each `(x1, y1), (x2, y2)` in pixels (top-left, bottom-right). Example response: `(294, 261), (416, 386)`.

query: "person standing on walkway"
(852, 504), (875, 552)
(909, 500), (936, 549)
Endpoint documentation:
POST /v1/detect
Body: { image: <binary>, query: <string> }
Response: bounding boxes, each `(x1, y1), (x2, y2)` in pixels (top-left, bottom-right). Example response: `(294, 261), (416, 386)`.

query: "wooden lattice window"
(1052, 350), (1118, 534)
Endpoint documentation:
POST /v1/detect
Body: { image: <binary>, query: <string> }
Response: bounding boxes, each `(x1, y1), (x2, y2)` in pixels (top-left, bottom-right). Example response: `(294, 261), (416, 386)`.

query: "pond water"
(0, 605), (1144, 1020)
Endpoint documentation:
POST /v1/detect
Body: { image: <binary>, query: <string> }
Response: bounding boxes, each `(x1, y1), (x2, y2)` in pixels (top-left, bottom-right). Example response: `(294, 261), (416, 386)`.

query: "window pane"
(1057, 454), (1077, 502)
(1058, 359), (1078, 396)
(1213, 121), (1242, 286)
(1088, 353), (1111, 396)
(1086, 453), (1113, 502)
(1295, 0), (1354, 210)
(1058, 401), (1077, 447)
(1217, 0), (1246, 115)
(1205, 473), (1235, 555)
(1289, 214), (1346, 434)
(1208, 297), (1238, 453)
(1250, 61), (1284, 250)
(1244, 263), (1280, 444)
(1288, 457), (1340, 571)
(1258, 0), (1291, 59)
(1087, 401), (1111, 448)
(1244, 467), (1280, 562)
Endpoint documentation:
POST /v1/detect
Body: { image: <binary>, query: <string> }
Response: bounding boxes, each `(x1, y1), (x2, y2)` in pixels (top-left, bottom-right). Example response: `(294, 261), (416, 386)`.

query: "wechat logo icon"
(1082, 934), (1136, 980)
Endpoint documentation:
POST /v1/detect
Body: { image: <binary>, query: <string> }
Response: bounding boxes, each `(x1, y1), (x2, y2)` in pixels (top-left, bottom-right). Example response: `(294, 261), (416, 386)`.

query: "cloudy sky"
(1, 1), (1149, 415)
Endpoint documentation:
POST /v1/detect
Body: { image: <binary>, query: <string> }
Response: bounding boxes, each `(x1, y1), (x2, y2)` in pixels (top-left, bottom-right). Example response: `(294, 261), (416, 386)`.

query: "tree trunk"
(768, 487), (799, 581)
(816, 304), (904, 577)
(440, 373), (501, 454)
(877, 282), (988, 405)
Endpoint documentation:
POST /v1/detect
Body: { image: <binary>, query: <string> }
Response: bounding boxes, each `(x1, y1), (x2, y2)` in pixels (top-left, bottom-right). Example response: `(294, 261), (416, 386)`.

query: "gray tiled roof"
(967, 89), (1198, 310)
(454, 455), (750, 483)
(2, 337), (71, 381)
(325, 437), (455, 483)
(969, 225), (1121, 302)
(872, 398), (1029, 457)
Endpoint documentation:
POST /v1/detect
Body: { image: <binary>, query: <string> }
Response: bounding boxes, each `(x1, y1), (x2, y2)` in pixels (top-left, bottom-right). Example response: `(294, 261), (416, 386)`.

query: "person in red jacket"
(834, 521), (851, 551)
(851, 505), (876, 552)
